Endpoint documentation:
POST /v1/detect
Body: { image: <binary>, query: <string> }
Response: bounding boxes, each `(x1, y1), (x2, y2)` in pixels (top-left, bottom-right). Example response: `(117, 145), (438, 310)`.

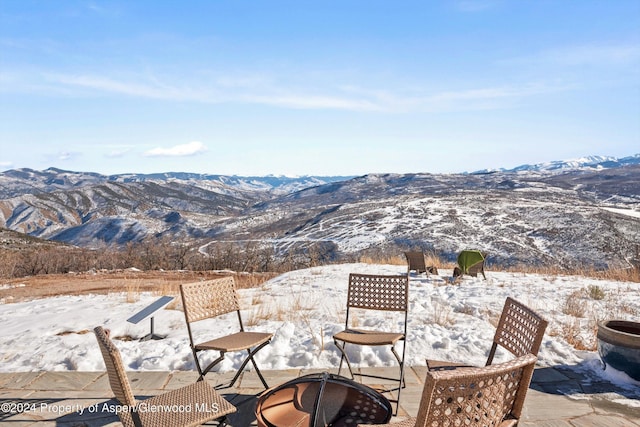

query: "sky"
(0, 1), (639, 177)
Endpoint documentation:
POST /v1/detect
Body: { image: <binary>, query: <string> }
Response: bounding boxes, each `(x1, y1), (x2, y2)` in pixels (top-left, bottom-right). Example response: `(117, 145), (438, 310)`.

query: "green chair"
(456, 249), (487, 279)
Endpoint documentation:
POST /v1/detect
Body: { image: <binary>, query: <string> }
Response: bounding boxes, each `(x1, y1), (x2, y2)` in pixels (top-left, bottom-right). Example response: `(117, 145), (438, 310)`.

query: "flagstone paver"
(0, 366), (638, 426)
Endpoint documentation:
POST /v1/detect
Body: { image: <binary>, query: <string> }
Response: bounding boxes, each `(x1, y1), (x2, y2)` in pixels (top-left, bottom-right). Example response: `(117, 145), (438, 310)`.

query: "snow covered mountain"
(0, 167), (352, 199)
(1, 155), (639, 269)
(475, 154), (640, 173)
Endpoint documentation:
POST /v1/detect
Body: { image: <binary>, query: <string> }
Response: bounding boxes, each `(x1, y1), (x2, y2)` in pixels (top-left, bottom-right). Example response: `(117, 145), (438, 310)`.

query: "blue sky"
(1, 1), (639, 176)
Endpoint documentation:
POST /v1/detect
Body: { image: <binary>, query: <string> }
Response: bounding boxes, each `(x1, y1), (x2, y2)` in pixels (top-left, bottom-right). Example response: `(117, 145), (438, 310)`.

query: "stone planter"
(597, 320), (640, 381)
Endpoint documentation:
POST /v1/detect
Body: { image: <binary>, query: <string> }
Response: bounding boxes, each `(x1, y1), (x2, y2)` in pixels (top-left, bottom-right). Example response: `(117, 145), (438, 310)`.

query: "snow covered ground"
(1, 263), (638, 403)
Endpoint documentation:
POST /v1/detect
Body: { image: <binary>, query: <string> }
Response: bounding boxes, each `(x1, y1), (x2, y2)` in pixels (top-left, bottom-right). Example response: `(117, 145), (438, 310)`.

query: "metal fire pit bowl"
(255, 372), (393, 427)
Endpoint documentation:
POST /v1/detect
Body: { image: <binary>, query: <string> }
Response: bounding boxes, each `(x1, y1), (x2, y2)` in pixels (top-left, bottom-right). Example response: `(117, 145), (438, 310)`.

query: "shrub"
(587, 285), (606, 300)
(562, 290), (586, 318)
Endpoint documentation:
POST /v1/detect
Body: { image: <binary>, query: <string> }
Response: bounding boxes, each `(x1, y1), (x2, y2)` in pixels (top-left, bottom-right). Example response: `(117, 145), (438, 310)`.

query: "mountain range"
(475, 154), (640, 173)
(1, 154), (639, 269)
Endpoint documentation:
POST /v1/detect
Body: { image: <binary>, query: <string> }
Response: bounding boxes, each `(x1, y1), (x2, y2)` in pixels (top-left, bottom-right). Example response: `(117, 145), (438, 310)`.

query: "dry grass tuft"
(359, 255), (406, 265)
(560, 318), (597, 351)
(424, 251), (448, 269)
(91, 271), (278, 309)
(125, 280), (141, 303)
(557, 281), (639, 351)
(586, 284), (606, 300)
(299, 311), (325, 355)
(234, 272), (279, 289)
(504, 263), (640, 283)
(55, 329), (90, 336)
(432, 299), (455, 326)
(244, 303), (274, 327)
(562, 290), (587, 318)
(562, 319), (596, 351)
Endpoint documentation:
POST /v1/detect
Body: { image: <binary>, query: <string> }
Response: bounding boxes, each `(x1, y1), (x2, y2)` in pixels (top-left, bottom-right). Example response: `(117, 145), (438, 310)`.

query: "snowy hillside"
(0, 157), (639, 270)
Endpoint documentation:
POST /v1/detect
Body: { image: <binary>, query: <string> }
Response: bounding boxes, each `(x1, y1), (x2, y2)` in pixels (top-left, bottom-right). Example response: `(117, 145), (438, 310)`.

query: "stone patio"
(0, 365), (638, 426)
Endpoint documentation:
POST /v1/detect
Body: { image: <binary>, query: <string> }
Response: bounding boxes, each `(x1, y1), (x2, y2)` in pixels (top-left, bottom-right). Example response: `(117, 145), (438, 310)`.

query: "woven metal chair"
(405, 251), (438, 276)
(93, 326), (236, 427)
(360, 353), (538, 427)
(333, 273), (409, 415)
(180, 277), (273, 388)
(404, 251), (428, 276)
(427, 297), (548, 372)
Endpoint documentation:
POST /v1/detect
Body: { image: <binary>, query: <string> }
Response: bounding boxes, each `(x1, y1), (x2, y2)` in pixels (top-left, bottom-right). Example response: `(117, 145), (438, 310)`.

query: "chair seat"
(425, 358), (473, 371)
(136, 380), (236, 426)
(195, 331), (273, 352)
(334, 329), (404, 346)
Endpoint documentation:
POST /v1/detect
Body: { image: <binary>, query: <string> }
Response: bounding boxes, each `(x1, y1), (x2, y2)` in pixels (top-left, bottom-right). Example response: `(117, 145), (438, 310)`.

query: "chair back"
(487, 297), (548, 365)
(93, 326), (137, 407)
(467, 258), (486, 278)
(457, 250), (485, 274)
(416, 353), (537, 427)
(180, 277), (240, 323)
(346, 273), (408, 312)
(404, 251), (426, 273)
(344, 273), (408, 333)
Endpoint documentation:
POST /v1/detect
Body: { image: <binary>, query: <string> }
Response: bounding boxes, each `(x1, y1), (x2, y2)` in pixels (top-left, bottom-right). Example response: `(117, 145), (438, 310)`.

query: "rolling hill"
(1, 155), (639, 269)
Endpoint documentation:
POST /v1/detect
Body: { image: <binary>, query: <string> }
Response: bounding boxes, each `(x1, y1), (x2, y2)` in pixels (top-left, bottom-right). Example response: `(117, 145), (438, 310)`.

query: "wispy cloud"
(144, 141), (208, 157)
(105, 148), (131, 158)
(246, 94), (383, 112)
(49, 74), (199, 101)
(8, 68), (575, 114)
(57, 151), (79, 161)
(427, 82), (567, 102)
(41, 150), (81, 165)
(45, 73), (386, 111)
(337, 81), (573, 113)
(416, 84), (568, 112)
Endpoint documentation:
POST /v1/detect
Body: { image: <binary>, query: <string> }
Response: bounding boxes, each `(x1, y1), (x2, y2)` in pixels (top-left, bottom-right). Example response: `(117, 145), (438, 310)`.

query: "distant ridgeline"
(0, 155), (639, 270)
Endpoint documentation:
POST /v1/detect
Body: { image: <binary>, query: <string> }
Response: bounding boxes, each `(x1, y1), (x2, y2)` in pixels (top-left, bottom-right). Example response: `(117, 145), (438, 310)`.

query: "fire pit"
(255, 372), (392, 427)
(597, 320), (640, 381)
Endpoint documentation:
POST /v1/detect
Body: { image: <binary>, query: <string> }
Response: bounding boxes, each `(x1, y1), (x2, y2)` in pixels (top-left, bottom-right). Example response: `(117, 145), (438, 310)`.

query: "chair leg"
(392, 367), (404, 416)
(198, 352), (226, 381)
(192, 347), (204, 378)
(334, 339), (355, 379)
(334, 339), (406, 415)
(248, 347), (270, 389)
(390, 345), (407, 389)
(226, 341), (271, 389)
(205, 340), (271, 389)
